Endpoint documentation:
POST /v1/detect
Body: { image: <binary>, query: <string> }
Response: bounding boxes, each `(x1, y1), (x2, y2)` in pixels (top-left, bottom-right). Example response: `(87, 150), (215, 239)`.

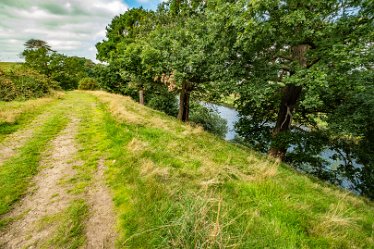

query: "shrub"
(78, 77), (98, 90)
(190, 103), (228, 138)
(147, 93), (178, 117)
(0, 66), (53, 101)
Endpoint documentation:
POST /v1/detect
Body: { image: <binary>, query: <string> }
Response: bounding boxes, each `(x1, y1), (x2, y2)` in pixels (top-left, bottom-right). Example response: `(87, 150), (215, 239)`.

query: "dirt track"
(0, 94), (117, 248)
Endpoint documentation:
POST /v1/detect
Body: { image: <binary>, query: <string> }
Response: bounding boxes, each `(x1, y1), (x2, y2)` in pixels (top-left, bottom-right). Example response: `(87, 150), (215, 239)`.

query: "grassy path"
(0, 91), (373, 249)
(1, 116), (81, 247)
(0, 92), (116, 248)
(0, 93), (62, 143)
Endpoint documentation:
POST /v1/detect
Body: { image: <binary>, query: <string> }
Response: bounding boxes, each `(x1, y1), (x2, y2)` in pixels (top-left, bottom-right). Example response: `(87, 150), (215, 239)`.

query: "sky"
(0, 0), (164, 62)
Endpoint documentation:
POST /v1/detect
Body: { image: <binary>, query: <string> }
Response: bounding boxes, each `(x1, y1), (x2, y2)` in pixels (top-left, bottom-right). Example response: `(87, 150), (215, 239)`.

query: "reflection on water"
(201, 103), (239, 140)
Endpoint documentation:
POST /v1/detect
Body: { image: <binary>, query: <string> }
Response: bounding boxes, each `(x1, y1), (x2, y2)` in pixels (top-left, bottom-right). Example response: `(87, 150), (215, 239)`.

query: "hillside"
(0, 91), (373, 248)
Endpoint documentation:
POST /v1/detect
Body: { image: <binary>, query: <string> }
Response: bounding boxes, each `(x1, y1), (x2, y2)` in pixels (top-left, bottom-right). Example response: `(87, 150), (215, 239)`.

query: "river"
(201, 103), (239, 140)
(202, 102), (362, 194)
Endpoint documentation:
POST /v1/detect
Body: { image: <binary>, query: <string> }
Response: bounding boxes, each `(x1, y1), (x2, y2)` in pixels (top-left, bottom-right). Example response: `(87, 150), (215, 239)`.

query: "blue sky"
(126, 0), (162, 10)
(0, 0), (164, 62)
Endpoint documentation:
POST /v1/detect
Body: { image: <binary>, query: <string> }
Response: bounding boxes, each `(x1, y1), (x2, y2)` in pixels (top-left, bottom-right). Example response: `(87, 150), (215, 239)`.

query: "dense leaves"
(96, 0), (373, 197)
(22, 39), (94, 90)
(0, 65), (55, 101)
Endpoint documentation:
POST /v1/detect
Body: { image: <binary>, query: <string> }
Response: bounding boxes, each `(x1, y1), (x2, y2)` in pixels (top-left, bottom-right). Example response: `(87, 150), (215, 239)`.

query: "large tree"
(221, 0), (374, 161)
(145, 0), (215, 122)
(96, 8), (153, 104)
(22, 39), (54, 78)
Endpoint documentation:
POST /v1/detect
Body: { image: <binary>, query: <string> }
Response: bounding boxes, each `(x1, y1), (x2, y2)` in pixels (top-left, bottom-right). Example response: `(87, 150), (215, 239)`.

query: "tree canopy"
(22, 39), (94, 90)
(96, 0), (374, 197)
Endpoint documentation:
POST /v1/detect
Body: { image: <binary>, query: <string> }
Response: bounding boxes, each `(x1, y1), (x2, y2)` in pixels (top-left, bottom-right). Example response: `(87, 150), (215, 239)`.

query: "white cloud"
(0, 0), (129, 62)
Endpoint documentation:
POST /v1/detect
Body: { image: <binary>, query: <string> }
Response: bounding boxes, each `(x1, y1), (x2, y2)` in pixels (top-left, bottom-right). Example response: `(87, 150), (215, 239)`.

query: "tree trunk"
(139, 88), (144, 105)
(268, 44), (310, 160)
(268, 85), (302, 160)
(177, 81), (192, 122)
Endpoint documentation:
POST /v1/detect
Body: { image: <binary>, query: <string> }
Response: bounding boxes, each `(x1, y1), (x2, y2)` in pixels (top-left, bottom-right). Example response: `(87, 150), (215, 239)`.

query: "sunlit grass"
(0, 92), (64, 142)
(89, 91), (374, 248)
(0, 113), (68, 218)
(1, 91), (372, 248)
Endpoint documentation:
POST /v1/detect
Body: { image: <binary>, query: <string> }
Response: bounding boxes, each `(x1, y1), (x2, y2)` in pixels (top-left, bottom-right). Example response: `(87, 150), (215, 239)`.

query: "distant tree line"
(22, 39), (96, 90)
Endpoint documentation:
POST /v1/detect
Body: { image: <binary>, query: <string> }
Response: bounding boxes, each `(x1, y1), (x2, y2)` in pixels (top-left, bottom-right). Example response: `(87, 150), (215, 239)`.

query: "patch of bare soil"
(85, 159), (117, 249)
(0, 111), (52, 166)
(0, 117), (81, 248)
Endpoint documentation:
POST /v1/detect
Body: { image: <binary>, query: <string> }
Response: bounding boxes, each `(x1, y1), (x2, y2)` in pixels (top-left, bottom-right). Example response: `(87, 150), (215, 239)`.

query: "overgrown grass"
(0, 93), (63, 142)
(0, 113), (68, 218)
(41, 199), (89, 249)
(89, 91), (374, 248)
(0, 62), (23, 73)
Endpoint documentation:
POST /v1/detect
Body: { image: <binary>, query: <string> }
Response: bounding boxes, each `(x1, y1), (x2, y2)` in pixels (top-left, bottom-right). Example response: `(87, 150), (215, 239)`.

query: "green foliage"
(22, 47), (52, 77)
(189, 102), (228, 138)
(146, 86), (178, 116)
(22, 39), (94, 90)
(209, 0), (374, 195)
(93, 64), (128, 94)
(96, 1), (374, 196)
(50, 54), (92, 90)
(0, 64), (55, 101)
(78, 77), (98, 90)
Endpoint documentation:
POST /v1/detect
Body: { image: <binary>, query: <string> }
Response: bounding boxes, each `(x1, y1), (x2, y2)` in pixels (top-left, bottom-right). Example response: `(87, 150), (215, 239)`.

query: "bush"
(148, 94), (178, 116)
(0, 67), (53, 101)
(190, 103), (228, 138)
(78, 77), (98, 90)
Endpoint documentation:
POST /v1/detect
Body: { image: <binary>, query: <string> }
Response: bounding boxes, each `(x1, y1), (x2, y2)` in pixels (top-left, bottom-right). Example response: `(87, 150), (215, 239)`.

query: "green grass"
(88, 91), (374, 248)
(36, 92), (103, 247)
(35, 92), (108, 247)
(0, 91), (373, 248)
(0, 62), (23, 73)
(0, 113), (68, 217)
(41, 199), (89, 249)
(0, 95), (62, 142)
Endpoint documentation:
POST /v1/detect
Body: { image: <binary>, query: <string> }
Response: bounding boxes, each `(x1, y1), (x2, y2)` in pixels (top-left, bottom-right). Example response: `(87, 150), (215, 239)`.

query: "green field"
(0, 62), (23, 72)
(0, 91), (373, 248)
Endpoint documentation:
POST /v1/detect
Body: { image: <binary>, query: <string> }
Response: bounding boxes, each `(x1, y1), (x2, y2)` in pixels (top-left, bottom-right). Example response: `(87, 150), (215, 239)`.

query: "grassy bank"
(89, 91), (374, 248)
(0, 91), (372, 248)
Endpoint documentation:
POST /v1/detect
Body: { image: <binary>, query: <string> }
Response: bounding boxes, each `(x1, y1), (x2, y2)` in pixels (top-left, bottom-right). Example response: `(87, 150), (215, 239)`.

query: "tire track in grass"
(0, 117), (81, 248)
(85, 159), (117, 249)
(74, 96), (118, 248)
(41, 92), (118, 248)
(0, 99), (62, 166)
(0, 112), (68, 220)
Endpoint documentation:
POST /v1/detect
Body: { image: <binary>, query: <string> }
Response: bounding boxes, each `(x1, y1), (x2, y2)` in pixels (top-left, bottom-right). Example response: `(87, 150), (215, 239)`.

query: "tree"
(22, 39), (93, 90)
(146, 0), (214, 122)
(24, 39), (55, 52)
(96, 8), (153, 104)
(220, 0), (374, 161)
(22, 39), (53, 78)
(49, 54), (91, 90)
